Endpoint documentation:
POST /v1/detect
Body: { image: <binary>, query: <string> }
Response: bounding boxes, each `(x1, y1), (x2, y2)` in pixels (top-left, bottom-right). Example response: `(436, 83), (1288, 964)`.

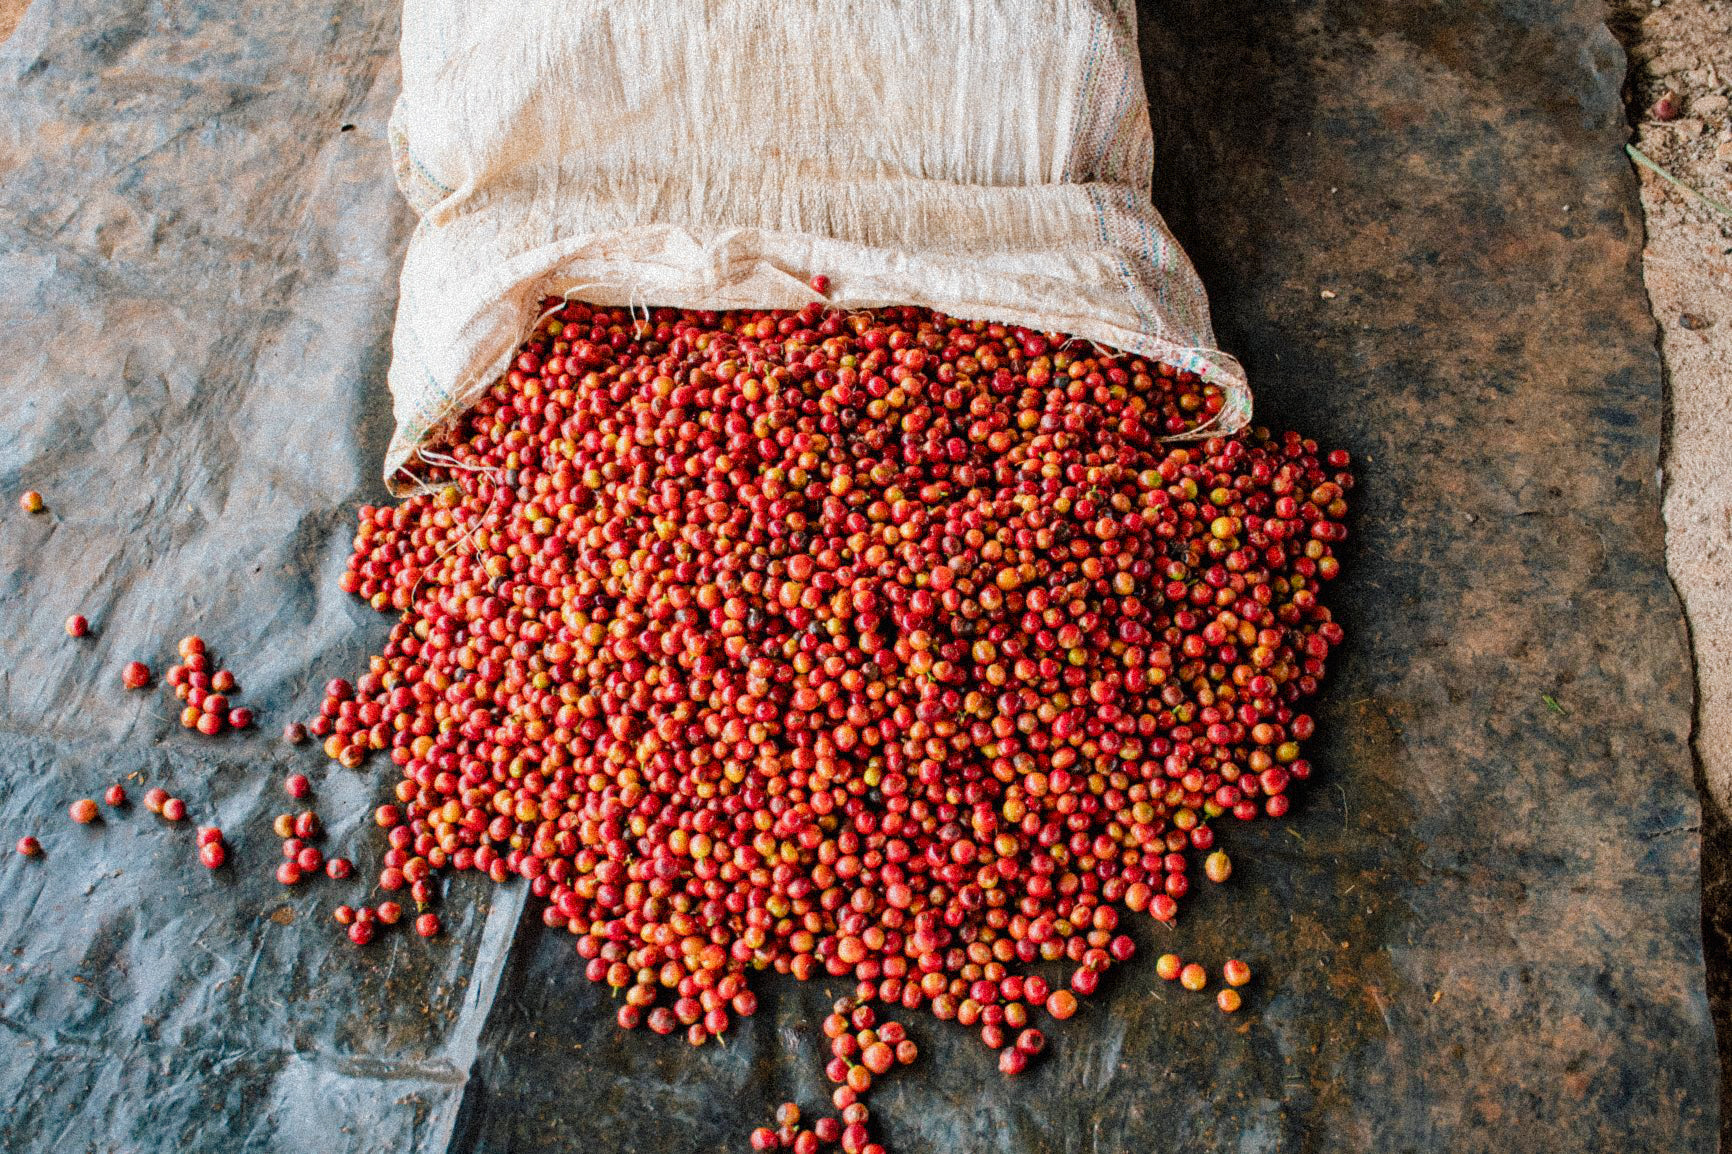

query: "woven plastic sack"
(384, 0), (1250, 491)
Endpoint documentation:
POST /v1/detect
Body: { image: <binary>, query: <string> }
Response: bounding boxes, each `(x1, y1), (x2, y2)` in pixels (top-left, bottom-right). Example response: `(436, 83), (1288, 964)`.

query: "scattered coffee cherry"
(178, 636), (204, 659)
(68, 799), (98, 824)
(348, 919), (375, 946)
(282, 838), (304, 859)
(285, 774), (311, 799)
(326, 857), (353, 880)
(1204, 851), (1233, 884)
(276, 861), (303, 885)
(750, 1129), (777, 1151)
(1155, 953), (1184, 982)
(272, 813), (296, 839)
(122, 662), (152, 690)
(282, 722), (308, 745)
(296, 846), (323, 873)
(19, 490), (43, 513)
(1179, 964), (1208, 993)
(199, 841), (227, 869)
(998, 1048), (1028, 1075)
(16, 835), (41, 857)
(809, 273), (830, 295)
(103, 785), (126, 808)
(1046, 990), (1078, 1021)
(1015, 1028), (1046, 1056)
(1217, 988), (1242, 1013)
(333, 904), (356, 926)
(65, 615), (88, 639)
(211, 670), (237, 693)
(294, 812), (320, 840)
(415, 911), (441, 937)
(179, 706), (201, 729)
(143, 788), (168, 814)
(1222, 959), (1252, 988)
(861, 1042), (894, 1075)
(196, 826), (224, 848)
(376, 901), (402, 926)
(228, 708), (253, 729)
(195, 713), (223, 737)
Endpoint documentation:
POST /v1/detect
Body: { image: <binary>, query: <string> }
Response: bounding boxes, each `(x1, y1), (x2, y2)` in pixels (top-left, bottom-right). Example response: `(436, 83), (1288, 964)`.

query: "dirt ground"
(1608, 0), (1732, 1141)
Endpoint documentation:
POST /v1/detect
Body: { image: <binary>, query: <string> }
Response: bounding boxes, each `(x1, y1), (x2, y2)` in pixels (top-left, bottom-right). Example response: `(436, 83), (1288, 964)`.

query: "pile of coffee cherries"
(314, 301), (1349, 1152)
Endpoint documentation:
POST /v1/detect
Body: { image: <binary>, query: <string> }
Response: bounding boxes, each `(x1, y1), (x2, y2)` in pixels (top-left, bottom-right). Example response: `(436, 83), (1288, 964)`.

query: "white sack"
(385, 0), (1250, 489)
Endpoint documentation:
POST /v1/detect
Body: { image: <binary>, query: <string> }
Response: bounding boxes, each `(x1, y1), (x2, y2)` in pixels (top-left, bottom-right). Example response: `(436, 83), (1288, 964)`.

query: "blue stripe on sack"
(1065, 11), (1106, 184)
(1088, 185), (1160, 340)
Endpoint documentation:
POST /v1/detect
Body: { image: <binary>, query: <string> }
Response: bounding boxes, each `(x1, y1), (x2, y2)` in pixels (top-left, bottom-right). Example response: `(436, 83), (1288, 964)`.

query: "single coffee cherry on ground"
(1045, 990), (1078, 1020)
(199, 841), (227, 869)
(276, 861), (303, 885)
(177, 635), (204, 658)
(282, 722), (308, 745)
(103, 785), (126, 808)
(1155, 953), (1184, 982)
(1179, 964), (1208, 992)
(196, 826), (224, 848)
(227, 708), (253, 729)
(333, 905), (356, 926)
(210, 670), (237, 693)
(285, 774), (310, 799)
(65, 615), (88, 638)
(16, 835), (41, 857)
(121, 661), (151, 689)
(376, 901), (402, 925)
(68, 799), (98, 824)
(1204, 851), (1233, 884)
(415, 912), (441, 937)
(1217, 988), (1243, 1013)
(348, 920), (375, 946)
(161, 797), (186, 822)
(143, 787), (168, 814)
(325, 857), (353, 880)
(1223, 959), (1252, 987)
(19, 490), (43, 513)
